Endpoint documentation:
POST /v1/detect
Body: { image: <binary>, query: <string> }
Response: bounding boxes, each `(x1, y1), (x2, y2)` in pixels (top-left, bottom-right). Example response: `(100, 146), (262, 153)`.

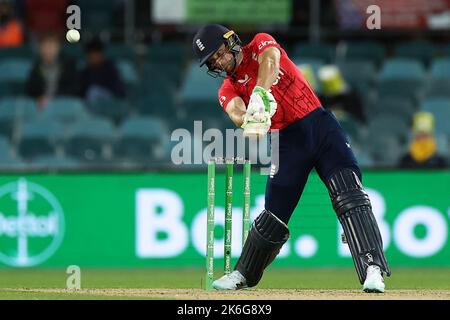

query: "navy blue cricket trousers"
(265, 107), (361, 224)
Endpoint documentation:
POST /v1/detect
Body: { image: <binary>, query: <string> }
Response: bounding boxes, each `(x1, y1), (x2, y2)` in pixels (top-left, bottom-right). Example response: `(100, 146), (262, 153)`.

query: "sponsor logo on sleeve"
(258, 40), (277, 50)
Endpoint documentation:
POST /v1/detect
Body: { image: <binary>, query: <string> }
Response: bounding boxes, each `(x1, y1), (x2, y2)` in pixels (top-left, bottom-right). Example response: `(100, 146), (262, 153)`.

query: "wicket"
(205, 157), (251, 290)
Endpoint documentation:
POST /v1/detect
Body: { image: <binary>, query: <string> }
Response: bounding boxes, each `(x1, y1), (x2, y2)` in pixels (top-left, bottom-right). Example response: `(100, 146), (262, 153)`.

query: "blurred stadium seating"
(0, 2), (449, 171)
(341, 41), (386, 67)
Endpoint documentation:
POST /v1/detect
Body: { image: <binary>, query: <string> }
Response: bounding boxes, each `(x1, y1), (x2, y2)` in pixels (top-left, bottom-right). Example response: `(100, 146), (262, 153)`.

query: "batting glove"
(248, 86), (278, 117)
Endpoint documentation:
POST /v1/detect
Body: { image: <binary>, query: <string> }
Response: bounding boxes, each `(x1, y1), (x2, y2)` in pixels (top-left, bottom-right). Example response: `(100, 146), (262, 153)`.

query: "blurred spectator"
(25, 32), (78, 108)
(291, 0), (310, 27)
(291, 0), (337, 28)
(0, 0), (24, 47)
(79, 37), (126, 104)
(318, 65), (366, 123)
(297, 63), (319, 93)
(25, 0), (68, 40)
(399, 112), (447, 169)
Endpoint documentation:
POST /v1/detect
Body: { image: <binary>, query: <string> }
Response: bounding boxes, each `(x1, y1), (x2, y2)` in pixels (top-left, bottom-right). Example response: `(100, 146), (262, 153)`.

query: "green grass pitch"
(0, 268), (449, 299)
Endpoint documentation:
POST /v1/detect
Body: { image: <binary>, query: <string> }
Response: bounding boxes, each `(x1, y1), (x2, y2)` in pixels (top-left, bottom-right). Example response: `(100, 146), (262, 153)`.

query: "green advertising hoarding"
(187, 0), (291, 23)
(0, 170), (449, 268)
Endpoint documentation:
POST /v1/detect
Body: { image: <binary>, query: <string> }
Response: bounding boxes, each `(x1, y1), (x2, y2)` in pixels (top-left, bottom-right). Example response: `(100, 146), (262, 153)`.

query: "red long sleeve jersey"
(219, 33), (322, 131)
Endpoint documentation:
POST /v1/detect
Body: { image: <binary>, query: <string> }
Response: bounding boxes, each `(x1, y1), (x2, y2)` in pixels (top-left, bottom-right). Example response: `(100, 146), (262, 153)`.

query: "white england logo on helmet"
(196, 39), (205, 51)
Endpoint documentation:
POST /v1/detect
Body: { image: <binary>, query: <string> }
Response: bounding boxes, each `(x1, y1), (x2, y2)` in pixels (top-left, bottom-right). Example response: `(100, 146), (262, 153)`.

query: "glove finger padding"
(241, 115), (271, 138)
(242, 111), (270, 127)
(251, 111), (270, 122)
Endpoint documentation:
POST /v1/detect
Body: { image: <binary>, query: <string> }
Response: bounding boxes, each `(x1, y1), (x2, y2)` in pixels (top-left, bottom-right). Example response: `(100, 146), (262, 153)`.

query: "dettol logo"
(0, 178), (65, 267)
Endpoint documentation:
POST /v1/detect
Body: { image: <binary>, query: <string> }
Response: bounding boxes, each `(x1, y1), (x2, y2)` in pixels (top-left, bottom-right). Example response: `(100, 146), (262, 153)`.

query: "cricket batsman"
(192, 24), (391, 293)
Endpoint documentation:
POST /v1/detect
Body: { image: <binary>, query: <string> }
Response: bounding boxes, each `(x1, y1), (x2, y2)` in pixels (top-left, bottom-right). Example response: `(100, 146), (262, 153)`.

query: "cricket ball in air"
(66, 29), (80, 43)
